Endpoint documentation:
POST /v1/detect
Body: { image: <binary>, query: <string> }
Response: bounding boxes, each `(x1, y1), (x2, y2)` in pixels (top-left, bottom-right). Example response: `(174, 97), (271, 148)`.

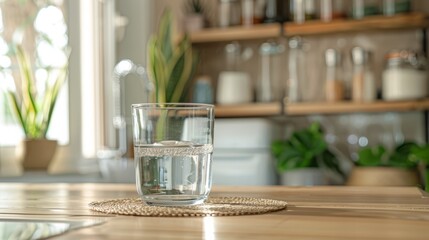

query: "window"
(0, 0), (135, 169)
(0, 0), (69, 146)
(0, 0), (104, 170)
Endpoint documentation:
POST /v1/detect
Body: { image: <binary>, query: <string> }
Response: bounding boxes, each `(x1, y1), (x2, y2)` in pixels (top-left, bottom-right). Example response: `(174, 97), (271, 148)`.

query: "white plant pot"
(184, 14), (204, 32)
(280, 168), (328, 186)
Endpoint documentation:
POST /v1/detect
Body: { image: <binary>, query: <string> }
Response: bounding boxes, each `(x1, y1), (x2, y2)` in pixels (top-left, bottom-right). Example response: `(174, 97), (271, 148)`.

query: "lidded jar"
(382, 50), (428, 101)
(325, 48), (345, 102)
(351, 46), (376, 102)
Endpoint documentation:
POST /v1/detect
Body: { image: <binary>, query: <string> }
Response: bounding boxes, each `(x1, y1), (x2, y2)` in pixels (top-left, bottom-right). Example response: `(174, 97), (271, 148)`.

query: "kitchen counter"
(0, 184), (428, 239)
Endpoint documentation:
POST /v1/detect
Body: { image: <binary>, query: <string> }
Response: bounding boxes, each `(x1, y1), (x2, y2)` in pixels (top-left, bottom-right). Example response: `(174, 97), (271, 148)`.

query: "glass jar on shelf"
(382, 50), (428, 101)
(352, 0), (381, 19)
(218, 0), (241, 27)
(383, 0), (411, 16)
(320, 0), (346, 22)
(287, 37), (306, 103)
(242, 0), (255, 26)
(263, 0), (278, 23)
(242, 0), (267, 26)
(351, 46), (376, 102)
(291, 0), (317, 24)
(324, 48), (345, 102)
(258, 39), (286, 102)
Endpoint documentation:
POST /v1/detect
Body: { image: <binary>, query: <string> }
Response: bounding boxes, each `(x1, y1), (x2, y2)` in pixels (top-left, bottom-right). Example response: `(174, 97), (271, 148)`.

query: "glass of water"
(131, 103), (214, 206)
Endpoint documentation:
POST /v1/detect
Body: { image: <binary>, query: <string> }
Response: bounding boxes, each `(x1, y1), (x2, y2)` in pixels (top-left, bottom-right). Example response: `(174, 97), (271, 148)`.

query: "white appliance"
(212, 118), (279, 186)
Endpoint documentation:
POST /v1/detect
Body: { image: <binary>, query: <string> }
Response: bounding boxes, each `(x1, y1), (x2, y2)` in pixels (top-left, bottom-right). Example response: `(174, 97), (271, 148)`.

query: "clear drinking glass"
(131, 103), (215, 206)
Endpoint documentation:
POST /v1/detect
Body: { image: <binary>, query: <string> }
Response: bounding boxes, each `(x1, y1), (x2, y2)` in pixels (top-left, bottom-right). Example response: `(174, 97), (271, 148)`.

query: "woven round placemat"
(89, 197), (287, 217)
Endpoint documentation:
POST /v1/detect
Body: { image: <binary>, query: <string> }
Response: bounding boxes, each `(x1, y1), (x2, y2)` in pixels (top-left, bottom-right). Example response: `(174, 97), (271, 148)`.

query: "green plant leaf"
(411, 144), (429, 164)
(6, 91), (27, 135)
(146, 37), (158, 102)
(15, 45), (38, 128)
(147, 9), (196, 104)
(319, 149), (346, 179)
(41, 66), (67, 137)
(147, 37), (168, 103)
(170, 43), (193, 103)
(165, 39), (187, 102)
(180, 50), (199, 102)
(388, 142), (418, 168)
(271, 122), (334, 173)
(158, 9), (173, 62)
(272, 142), (302, 171)
(357, 145), (386, 166)
(187, 0), (205, 14)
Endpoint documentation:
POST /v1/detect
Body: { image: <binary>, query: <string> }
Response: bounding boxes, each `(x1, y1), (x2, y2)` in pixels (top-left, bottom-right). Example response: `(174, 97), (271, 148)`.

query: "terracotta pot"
(347, 167), (420, 186)
(16, 139), (58, 170)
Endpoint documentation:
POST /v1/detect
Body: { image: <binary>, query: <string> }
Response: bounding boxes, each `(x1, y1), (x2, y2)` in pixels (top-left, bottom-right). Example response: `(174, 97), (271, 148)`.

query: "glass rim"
(131, 103), (214, 110)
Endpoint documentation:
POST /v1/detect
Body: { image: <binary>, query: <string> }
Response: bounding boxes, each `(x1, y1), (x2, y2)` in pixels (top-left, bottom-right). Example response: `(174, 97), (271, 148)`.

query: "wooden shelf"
(215, 102), (281, 117)
(190, 13), (428, 43)
(285, 12), (428, 36)
(198, 12), (429, 118)
(190, 23), (279, 43)
(214, 99), (429, 117)
(287, 99), (429, 116)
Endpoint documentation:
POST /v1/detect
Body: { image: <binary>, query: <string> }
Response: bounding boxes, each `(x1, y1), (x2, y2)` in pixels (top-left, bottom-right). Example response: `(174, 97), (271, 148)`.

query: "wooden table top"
(0, 183), (428, 239)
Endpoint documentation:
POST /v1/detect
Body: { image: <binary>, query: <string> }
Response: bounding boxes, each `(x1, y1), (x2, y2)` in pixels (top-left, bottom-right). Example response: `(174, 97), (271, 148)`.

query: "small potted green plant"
(348, 142), (429, 190)
(271, 122), (345, 186)
(183, 0), (206, 32)
(5, 44), (67, 170)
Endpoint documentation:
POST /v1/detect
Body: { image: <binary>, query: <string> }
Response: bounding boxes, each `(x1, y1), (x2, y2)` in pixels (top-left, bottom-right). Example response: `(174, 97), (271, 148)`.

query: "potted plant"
(5, 44), (67, 170)
(271, 122), (345, 186)
(348, 142), (429, 189)
(147, 8), (198, 104)
(183, 0), (206, 32)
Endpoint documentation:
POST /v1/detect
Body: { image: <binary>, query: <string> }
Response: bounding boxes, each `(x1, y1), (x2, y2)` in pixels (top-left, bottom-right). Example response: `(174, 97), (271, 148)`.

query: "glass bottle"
(291, 0), (316, 24)
(242, 0), (255, 26)
(264, 0), (278, 23)
(351, 47), (376, 102)
(321, 0), (345, 22)
(193, 75), (214, 104)
(218, 0), (241, 27)
(352, 0), (380, 19)
(258, 39), (286, 102)
(304, 0), (317, 20)
(287, 37), (305, 103)
(224, 41), (242, 71)
(324, 48), (345, 102)
(292, 0), (305, 23)
(383, 0), (411, 16)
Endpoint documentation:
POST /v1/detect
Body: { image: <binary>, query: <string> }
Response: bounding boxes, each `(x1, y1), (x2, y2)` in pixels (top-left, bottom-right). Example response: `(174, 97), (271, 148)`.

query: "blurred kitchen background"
(0, 0), (429, 186)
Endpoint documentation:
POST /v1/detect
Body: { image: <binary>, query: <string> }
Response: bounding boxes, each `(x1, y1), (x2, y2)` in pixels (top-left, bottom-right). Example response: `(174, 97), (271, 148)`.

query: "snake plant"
(147, 9), (198, 103)
(5, 44), (67, 139)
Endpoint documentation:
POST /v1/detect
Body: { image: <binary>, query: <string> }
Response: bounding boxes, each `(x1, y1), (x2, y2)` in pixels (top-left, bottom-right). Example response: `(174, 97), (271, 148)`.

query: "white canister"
(382, 50), (428, 101)
(216, 71), (253, 105)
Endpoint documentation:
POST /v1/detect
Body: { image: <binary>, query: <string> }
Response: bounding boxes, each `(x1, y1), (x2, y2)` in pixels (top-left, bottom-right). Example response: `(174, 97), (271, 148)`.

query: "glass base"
(142, 195), (208, 206)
